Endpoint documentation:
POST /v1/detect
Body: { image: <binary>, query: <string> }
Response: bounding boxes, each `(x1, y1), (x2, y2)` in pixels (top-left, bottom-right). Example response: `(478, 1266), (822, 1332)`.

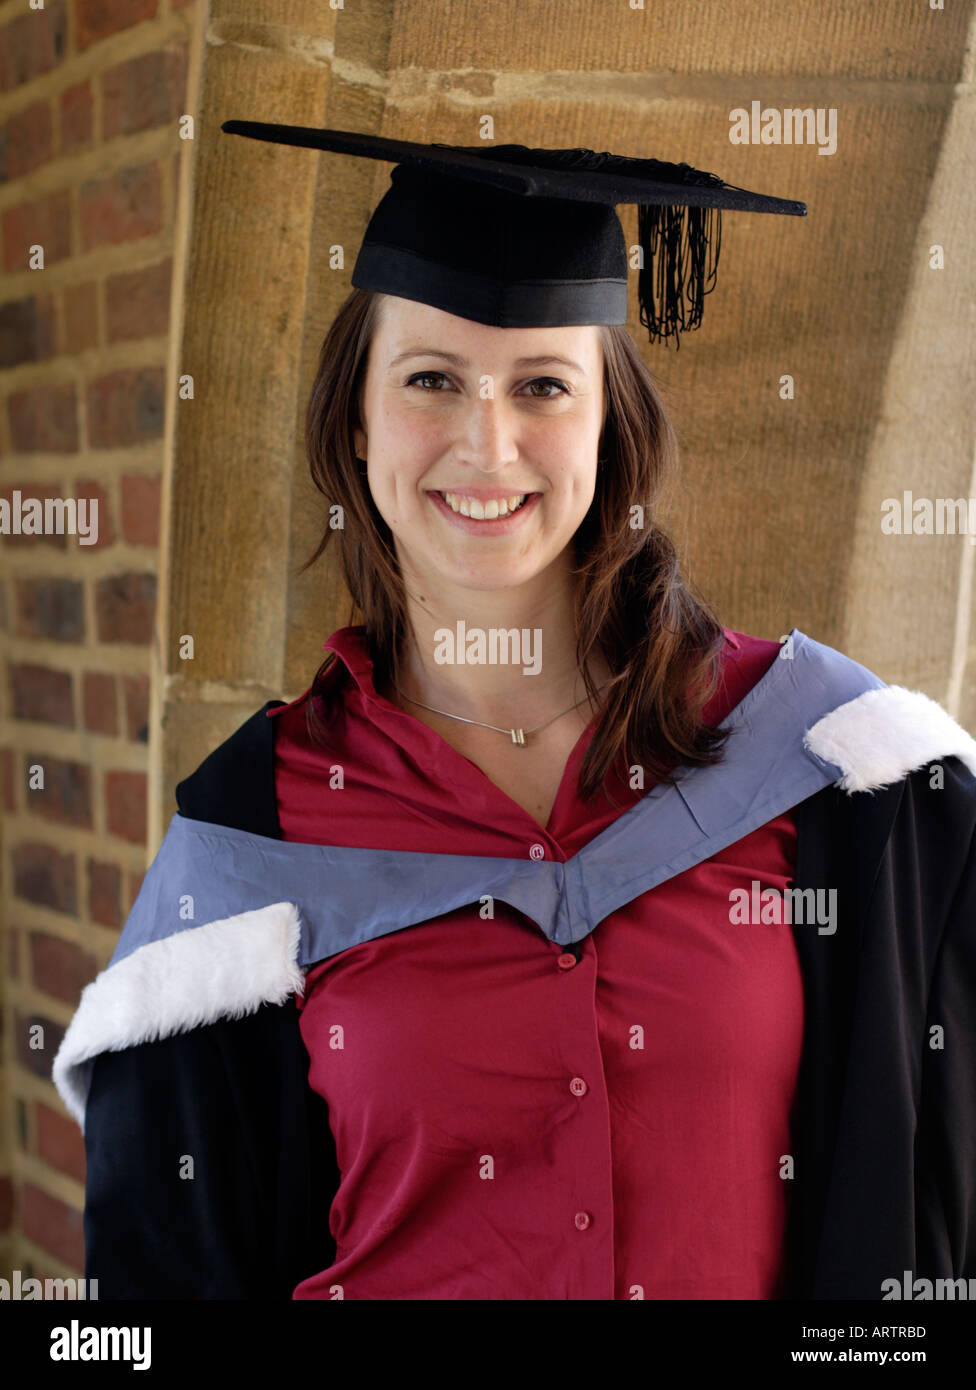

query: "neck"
(389, 556), (609, 732)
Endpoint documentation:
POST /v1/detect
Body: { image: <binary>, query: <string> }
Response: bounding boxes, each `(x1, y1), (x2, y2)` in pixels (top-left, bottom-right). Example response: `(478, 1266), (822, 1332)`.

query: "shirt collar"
(268, 624), (752, 726)
(322, 625), (383, 697)
(265, 626), (372, 719)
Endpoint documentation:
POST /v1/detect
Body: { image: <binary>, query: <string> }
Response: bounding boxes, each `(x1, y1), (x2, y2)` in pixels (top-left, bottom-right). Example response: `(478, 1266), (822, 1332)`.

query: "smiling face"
(354, 294), (606, 598)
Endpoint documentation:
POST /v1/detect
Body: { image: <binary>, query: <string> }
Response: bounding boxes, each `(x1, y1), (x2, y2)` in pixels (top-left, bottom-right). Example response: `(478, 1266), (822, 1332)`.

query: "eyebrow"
(387, 349), (587, 375)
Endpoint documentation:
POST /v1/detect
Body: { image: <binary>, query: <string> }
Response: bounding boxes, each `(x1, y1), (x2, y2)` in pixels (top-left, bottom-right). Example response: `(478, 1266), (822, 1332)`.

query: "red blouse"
(267, 627), (803, 1300)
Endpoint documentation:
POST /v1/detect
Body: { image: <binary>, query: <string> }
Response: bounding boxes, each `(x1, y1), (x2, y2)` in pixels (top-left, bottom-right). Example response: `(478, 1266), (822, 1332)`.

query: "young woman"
(54, 131), (976, 1301)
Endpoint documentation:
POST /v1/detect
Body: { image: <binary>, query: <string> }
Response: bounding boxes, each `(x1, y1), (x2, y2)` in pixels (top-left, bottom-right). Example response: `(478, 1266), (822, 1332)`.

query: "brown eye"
(525, 378), (567, 398)
(407, 372), (450, 390)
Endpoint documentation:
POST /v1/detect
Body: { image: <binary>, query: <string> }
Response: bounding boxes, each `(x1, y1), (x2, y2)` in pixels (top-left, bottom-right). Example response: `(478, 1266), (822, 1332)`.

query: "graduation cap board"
(220, 122), (808, 347)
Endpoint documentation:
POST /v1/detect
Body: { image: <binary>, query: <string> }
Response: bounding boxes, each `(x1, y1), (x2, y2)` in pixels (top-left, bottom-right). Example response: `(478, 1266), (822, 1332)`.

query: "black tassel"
(453, 144), (729, 347)
(637, 202), (722, 349)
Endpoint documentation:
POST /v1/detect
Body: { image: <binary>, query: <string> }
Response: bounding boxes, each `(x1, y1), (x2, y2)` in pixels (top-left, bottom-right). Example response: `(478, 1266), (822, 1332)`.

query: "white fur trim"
(52, 901), (303, 1130)
(805, 685), (976, 793)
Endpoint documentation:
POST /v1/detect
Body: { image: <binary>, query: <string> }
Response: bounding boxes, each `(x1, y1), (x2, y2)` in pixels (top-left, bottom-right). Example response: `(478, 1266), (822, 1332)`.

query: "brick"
(8, 383), (78, 453)
(12, 843), (77, 914)
(36, 1101), (86, 1184)
(2, 187), (71, 272)
(9, 663), (74, 725)
(102, 47), (188, 140)
(77, 0), (158, 51)
(16, 1012), (67, 1074)
(74, 477), (113, 548)
(0, 483), (68, 549)
(106, 259), (171, 342)
(7, 922), (19, 979)
(59, 79), (93, 156)
(14, 577), (84, 641)
(87, 857), (122, 927)
(30, 931), (97, 1005)
(87, 366), (165, 447)
(0, 0), (68, 94)
(0, 1177), (12, 1235)
(0, 294), (57, 369)
(21, 1181), (83, 1271)
(23, 754), (93, 828)
(122, 672), (150, 741)
(82, 671), (117, 734)
(79, 163), (163, 251)
(2, 746), (15, 811)
(120, 473), (160, 545)
(105, 769), (147, 843)
(62, 281), (98, 355)
(95, 572), (156, 644)
(0, 99), (54, 180)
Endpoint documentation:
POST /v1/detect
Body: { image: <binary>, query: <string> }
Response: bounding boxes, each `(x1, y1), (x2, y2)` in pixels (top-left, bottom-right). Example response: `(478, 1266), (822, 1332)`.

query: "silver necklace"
(392, 681), (609, 746)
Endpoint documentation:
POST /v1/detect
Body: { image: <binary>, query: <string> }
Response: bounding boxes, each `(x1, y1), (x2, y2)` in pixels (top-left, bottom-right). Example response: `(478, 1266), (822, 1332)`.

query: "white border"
(805, 684), (976, 793)
(52, 902), (303, 1129)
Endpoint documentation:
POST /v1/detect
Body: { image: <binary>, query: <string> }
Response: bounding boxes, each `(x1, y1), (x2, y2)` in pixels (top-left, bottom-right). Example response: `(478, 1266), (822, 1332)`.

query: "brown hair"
(298, 288), (730, 806)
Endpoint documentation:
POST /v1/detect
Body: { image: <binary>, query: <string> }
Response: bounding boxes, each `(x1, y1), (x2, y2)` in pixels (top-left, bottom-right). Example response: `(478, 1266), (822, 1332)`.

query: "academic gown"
(52, 628), (976, 1300)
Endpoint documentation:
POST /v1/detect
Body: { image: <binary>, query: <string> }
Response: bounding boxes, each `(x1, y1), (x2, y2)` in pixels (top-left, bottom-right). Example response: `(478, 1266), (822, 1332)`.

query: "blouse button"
(574, 1211), (591, 1231)
(570, 1076), (588, 1097)
(529, 842), (546, 860)
(556, 952), (577, 970)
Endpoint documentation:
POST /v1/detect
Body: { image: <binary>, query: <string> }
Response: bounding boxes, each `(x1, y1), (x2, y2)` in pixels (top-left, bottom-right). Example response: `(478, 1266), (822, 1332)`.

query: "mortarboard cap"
(220, 122), (807, 348)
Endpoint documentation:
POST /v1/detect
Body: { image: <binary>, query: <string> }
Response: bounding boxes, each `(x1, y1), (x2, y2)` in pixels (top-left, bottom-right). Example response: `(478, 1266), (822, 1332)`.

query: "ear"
(353, 427), (367, 458)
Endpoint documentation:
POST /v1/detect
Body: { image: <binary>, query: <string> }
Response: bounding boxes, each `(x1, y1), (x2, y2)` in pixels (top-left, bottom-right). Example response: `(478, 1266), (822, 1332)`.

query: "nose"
(453, 395), (520, 474)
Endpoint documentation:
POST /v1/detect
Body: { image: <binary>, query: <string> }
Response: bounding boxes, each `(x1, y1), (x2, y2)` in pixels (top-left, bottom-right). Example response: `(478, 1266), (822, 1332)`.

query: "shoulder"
(176, 699), (285, 834)
(704, 627), (782, 722)
(735, 627), (976, 797)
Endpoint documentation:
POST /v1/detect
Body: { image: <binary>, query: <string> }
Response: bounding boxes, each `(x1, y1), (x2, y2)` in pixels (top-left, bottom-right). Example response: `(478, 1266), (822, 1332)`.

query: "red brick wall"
(0, 0), (198, 1285)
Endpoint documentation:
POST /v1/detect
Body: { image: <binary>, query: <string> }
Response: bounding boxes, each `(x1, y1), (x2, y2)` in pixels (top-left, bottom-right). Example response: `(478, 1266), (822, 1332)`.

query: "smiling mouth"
(436, 491), (534, 520)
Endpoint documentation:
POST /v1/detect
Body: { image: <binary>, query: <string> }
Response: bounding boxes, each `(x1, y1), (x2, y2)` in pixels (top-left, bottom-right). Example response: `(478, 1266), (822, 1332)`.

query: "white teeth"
(441, 491), (527, 519)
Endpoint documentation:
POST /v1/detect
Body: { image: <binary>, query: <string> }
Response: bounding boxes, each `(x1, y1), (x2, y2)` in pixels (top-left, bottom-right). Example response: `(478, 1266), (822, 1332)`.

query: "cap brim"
(220, 121), (807, 216)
